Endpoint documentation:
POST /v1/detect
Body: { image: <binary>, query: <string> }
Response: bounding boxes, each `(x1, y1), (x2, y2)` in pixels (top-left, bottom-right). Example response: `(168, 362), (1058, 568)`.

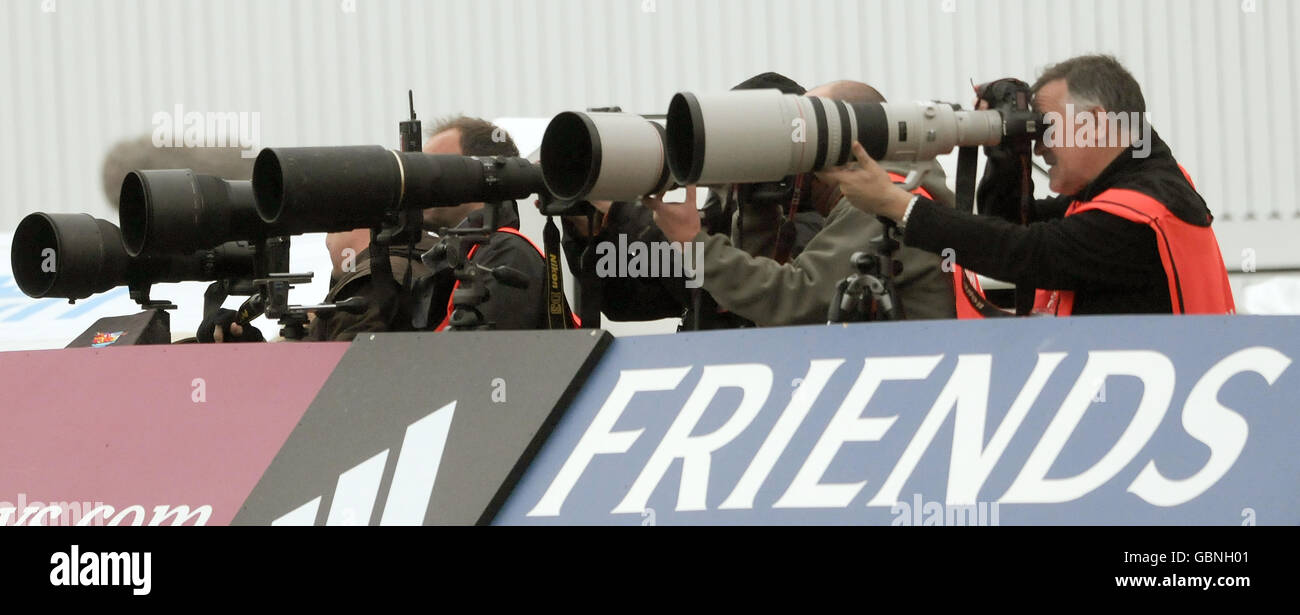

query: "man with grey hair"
(825, 54), (1234, 316)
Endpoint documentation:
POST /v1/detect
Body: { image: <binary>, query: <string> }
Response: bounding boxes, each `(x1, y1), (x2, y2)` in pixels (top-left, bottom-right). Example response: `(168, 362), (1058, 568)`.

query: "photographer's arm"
(827, 142), (1164, 292)
(648, 189), (864, 326)
(903, 199), (1162, 291)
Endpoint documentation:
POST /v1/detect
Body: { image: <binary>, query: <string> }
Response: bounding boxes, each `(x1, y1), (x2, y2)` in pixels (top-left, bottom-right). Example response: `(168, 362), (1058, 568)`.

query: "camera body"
(975, 77), (1038, 157)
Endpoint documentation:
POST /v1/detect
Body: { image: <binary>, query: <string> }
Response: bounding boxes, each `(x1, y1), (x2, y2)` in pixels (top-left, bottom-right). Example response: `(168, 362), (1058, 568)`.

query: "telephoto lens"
(665, 89), (1030, 185)
(540, 111), (675, 201)
(10, 212), (257, 301)
(118, 170), (279, 257)
(252, 146), (545, 235)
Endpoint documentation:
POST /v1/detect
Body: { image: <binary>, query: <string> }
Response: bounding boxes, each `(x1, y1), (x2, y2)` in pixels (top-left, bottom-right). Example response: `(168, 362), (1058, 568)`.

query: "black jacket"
(905, 130), (1212, 315)
(424, 202), (550, 330)
(561, 200), (689, 323)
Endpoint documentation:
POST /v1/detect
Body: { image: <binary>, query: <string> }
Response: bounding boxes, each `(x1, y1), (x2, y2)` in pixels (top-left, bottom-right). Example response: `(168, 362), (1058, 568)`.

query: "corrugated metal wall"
(1, 0), (1296, 264)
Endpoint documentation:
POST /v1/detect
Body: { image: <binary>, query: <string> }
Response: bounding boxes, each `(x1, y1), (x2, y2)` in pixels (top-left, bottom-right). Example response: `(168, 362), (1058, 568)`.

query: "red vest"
(954, 172), (1235, 317)
(1033, 189), (1235, 315)
(435, 227), (582, 331)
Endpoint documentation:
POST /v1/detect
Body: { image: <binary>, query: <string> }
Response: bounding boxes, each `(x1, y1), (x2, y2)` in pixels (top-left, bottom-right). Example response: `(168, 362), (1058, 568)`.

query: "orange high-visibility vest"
(953, 168), (1235, 317)
(1033, 188), (1236, 316)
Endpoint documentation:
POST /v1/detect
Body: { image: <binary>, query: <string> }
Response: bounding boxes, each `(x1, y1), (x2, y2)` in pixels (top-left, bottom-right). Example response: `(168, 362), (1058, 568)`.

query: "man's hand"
(644, 186), (701, 245)
(815, 142), (914, 223)
(198, 308), (266, 344)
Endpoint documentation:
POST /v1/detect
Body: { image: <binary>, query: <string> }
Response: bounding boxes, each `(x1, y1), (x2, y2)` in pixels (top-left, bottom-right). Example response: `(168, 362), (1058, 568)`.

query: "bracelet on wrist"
(900, 194), (921, 229)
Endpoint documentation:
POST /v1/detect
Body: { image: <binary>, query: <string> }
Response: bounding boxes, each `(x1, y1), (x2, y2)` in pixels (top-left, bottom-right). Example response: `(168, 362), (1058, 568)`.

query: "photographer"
(203, 117), (551, 342)
(824, 55), (1235, 316)
(559, 198), (693, 323)
(410, 117), (554, 332)
(560, 72), (823, 329)
(645, 80), (959, 326)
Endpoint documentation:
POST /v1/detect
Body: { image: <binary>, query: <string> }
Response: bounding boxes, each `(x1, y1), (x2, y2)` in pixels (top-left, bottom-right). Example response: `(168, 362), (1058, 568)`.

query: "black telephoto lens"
(252, 146), (545, 235)
(119, 169), (275, 257)
(12, 213), (129, 300)
(11, 212), (257, 301)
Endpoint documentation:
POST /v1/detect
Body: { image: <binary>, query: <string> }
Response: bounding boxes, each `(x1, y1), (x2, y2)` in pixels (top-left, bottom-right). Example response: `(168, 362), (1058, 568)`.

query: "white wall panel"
(0, 0), (1295, 266)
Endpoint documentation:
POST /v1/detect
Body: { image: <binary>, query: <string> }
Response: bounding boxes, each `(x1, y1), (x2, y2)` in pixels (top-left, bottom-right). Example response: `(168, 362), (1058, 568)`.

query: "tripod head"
(199, 235), (368, 340)
(827, 219), (906, 323)
(418, 200), (530, 331)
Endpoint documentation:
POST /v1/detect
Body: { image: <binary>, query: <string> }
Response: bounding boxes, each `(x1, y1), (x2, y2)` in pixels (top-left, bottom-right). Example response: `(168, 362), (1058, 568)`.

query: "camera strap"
(952, 147), (1019, 318)
(956, 146), (978, 214)
(1013, 150), (1036, 316)
(542, 216), (575, 330)
(771, 174), (808, 264)
(957, 265), (1017, 318)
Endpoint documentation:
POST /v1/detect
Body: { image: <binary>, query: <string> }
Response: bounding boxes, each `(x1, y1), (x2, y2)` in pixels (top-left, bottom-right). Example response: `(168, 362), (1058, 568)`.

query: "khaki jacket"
(695, 161), (957, 326)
